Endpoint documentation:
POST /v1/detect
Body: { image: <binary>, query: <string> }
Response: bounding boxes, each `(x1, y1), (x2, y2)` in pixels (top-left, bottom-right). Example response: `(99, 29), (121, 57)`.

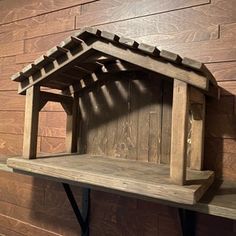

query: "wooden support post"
(170, 80), (189, 185)
(63, 92), (79, 153)
(190, 88), (205, 170)
(23, 86), (40, 159)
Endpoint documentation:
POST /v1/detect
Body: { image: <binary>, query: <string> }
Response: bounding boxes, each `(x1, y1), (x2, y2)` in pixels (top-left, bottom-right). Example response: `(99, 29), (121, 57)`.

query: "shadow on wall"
(204, 86), (236, 181)
(77, 70), (173, 163)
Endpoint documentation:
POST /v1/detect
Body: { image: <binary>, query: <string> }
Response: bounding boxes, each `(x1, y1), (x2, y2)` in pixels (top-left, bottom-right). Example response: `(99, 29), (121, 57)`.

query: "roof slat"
(21, 64), (39, 77)
(75, 27), (101, 41)
(160, 50), (182, 63)
(119, 37), (139, 48)
(34, 55), (54, 68)
(46, 46), (68, 59)
(11, 72), (26, 82)
(101, 31), (120, 41)
(10, 27), (217, 96)
(182, 57), (217, 85)
(59, 36), (83, 50)
(138, 43), (160, 56)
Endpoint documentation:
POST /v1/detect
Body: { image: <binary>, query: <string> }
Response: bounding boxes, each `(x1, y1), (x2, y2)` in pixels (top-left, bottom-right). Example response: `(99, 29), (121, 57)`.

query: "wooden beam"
(22, 86), (40, 159)
(40, 91), (73, 104)
(190, 88), (205, 170)
(92, 41), (208, 91)
(170, 80), (189, 185)
(39, 91), (73, 112)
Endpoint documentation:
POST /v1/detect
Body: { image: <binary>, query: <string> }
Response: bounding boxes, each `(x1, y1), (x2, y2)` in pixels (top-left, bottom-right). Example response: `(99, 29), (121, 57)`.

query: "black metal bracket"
(63, 183), (90, 236)
(179, 209), (196, 236)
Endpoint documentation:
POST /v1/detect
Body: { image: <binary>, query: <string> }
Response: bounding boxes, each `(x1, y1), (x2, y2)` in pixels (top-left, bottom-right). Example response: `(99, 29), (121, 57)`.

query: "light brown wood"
(170, 80), (189, 185)
(22, 86), (40, 159)
(7, 154), (214, 205)
(190, 88), (205, 170)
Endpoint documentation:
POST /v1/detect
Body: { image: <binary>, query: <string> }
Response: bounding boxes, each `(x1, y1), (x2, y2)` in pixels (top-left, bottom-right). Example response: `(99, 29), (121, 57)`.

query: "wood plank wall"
(0, 0), (236, 235)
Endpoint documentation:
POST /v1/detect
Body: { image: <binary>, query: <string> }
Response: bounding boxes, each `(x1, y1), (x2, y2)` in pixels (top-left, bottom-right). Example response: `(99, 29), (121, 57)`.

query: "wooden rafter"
(10, 27), (217, 97)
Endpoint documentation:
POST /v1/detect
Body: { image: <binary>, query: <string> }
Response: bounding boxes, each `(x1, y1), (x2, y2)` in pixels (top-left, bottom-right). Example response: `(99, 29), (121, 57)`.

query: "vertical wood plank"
(160, 80), (173, 164)
(23, 86), (40, 159)
(65, 92), (79, 153)
(190, 89), (206, 170)
(170, 80), (189, 185)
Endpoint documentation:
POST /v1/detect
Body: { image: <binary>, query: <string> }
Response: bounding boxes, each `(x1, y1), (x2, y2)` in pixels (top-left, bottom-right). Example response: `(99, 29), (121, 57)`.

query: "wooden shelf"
(189, 180), (236, 220)
(7, 154), (214, 205)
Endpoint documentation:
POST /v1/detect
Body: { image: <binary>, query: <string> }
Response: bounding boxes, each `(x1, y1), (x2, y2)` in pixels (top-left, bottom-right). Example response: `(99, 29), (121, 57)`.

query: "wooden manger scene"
(7, 27), (218, 207)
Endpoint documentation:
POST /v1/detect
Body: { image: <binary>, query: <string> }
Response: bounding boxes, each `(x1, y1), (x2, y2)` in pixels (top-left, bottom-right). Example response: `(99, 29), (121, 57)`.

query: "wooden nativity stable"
(7, 27), (219, 234)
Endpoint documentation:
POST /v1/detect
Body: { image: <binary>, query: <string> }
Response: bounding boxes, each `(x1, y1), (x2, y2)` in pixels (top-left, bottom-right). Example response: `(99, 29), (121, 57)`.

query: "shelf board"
(7, 154), (214, 205)
(189, 180), (236, 220)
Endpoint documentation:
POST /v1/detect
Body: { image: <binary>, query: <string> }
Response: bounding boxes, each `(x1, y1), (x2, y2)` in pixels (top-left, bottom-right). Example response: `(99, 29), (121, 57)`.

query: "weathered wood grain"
(78, 0), (210, 28)
(0, 0), (94, 25)
(7, 155), (214, 204)
(0, 91), (64, 112)
(0, 40), (24, 57)
(83, 0), (235, 38)
(0, 212), (60, 236)
(220, 22), (236, 40)
(0, 176), (44, 209)
(0, 201), (80, 236)
(15, 52), (45, 64)
(0, 133), (23, 156)
(160, 80), (172, 164)
(40, 136), (66, 154)
(0, 0), (236, 235)
(170, 80), (189, 185)
(22, 86), (40, 159)
(137, 25), (219, 45)
(24, 31), (75, 53)
(206, 61), (236, 82)
(190, 89), (205, 170)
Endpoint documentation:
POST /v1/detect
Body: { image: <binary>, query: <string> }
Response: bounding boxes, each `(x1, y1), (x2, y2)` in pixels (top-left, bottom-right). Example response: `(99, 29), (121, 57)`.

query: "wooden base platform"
(7, 154), (214, 205)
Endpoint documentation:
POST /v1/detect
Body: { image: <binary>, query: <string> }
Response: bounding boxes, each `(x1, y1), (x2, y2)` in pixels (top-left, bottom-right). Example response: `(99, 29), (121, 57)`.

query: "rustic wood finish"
(170, 80), (189, 184)
(1, 0), (236, 235)
(22, 86), (40, 159)
(7, 155), (214, 204)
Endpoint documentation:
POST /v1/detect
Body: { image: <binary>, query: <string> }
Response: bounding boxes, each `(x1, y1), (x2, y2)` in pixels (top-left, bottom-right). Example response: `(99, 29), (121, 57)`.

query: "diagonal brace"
(63, 183), (90, 236)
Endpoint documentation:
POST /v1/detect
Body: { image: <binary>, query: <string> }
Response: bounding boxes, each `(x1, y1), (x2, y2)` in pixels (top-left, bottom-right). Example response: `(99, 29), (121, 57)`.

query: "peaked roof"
(11, 27), (217, 96)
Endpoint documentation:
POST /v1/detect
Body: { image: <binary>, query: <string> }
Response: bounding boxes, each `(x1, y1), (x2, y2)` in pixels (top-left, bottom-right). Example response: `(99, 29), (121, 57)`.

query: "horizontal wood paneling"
(206, 61), (236, 82)
(77, 0), (235, 35)
(0, 133), (23, 156)
(78, 0), (211, 28)
(40, 136), (66, 153)
(0, 111), (66, 138)
(0, 40), (24, 57)
(0, 91), (63, 111)
(0, 0), (236, 235)
(0, 16), (75, 43)
(0, 0), (96, 25)
(0, 213), (60, 236)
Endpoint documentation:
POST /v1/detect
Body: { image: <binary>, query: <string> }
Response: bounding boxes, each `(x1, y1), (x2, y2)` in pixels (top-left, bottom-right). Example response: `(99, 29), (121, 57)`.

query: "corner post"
(170, 80), (189, 185)
(23, 85), (40, 159)
(189, 87), (206, 170)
